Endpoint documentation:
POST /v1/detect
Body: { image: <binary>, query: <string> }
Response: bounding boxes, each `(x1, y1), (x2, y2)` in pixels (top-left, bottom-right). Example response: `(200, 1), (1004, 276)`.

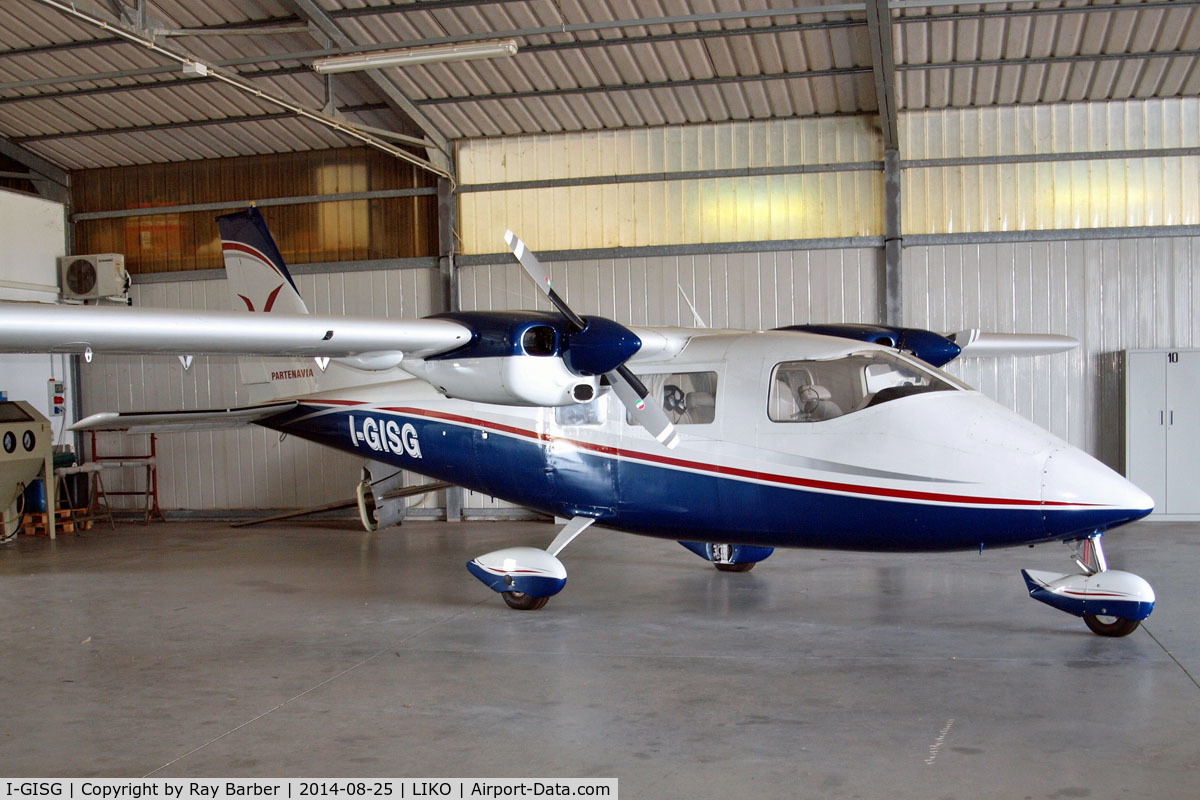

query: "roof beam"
(0, 67), (310, 106)
(890, 0), (1200, 20)
(0, 135), (69, 203)
(281, 0), (449, 165)
(900, 50), (1200, 72)
(865, 1), (899, 151)
(10, 102), (390, 144)
(0, 8), (864, 67)
(413, 67), (873, 106)
(26, 0), (450, 179)
(0, 18), (865, 93)
(5, 1), (1197, 66)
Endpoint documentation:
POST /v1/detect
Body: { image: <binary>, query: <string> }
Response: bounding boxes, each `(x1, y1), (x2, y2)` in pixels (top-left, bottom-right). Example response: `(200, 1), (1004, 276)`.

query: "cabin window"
(769, 352), (957, 422)
(628, 371), (719, 426)
(556, 394), (608, 426)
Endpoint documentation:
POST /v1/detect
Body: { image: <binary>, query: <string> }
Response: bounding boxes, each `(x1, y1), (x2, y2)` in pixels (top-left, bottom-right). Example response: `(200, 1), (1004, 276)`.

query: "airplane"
(0, 208), (1156, 635)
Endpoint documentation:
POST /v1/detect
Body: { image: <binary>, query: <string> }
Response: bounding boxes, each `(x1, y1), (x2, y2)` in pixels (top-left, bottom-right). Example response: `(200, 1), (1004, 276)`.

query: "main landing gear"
(678, 541), (775, 572)
(1022, 534), (1156, 637)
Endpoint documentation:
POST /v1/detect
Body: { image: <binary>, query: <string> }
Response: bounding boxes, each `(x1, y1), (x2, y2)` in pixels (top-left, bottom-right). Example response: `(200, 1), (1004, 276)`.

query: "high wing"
(775, 323), (1077, 367)
(0, 302), (470, 361)
(949, 329), (1079, 357)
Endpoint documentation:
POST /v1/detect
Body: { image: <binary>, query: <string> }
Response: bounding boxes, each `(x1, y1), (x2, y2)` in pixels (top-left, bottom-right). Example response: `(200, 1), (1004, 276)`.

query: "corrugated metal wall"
(73, 148), (438, 274)
(459, 98), (1200, 251)
(908, 236), (1200, 472)
(903, 99), (1200, 233)
(457, 117), (884, 253)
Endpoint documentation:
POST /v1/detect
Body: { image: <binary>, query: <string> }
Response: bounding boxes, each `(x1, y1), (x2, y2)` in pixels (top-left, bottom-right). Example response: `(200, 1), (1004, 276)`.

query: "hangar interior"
(2, 0), (1200, 792)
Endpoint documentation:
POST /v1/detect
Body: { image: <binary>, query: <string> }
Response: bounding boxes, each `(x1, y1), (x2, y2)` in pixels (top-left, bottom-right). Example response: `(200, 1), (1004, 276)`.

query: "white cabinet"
(1125, 350), (1200, 519)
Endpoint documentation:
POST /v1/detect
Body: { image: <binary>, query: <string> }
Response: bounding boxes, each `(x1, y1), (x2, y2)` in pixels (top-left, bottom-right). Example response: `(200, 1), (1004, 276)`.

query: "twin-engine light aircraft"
(0, 209), (1156, 635)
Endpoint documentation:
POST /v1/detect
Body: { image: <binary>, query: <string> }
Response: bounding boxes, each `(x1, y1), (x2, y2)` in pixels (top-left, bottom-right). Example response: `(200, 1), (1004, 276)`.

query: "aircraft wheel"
(1083, 614), (1141, 637)
(502, 591), (550, 611)
(714, 561), (756, 573)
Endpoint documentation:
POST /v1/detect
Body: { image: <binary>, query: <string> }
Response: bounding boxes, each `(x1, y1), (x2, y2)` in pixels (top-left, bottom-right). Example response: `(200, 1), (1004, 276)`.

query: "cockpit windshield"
(769, 351), (960, 422)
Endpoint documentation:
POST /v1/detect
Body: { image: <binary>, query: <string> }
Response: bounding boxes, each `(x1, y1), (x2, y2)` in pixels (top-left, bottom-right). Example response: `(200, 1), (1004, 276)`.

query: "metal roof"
(0, 1), (1197, 172)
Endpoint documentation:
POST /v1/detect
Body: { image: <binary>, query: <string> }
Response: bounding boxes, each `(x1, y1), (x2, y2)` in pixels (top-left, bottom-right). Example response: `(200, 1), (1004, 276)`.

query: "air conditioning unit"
(58, 254), (129, 300)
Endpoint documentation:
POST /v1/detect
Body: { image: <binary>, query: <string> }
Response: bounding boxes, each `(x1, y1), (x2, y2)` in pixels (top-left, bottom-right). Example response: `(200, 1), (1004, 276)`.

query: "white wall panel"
(0, 190), (73, 440)
(903, 98), (1200, 234)
(458, 117), (884, 254)
(457, 249), (882, 328)
(905, 236), (1200, 471)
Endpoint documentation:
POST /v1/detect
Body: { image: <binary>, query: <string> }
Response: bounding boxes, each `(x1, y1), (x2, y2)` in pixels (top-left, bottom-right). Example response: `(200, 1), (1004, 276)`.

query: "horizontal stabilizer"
(951, 330), (1078, 358)
(72, 401), (297, 432)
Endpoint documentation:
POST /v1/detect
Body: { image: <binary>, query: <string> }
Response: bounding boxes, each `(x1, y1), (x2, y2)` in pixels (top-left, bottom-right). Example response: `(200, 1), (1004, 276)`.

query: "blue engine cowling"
(775, 323), (962, 367)
(427, 310), (641, 375)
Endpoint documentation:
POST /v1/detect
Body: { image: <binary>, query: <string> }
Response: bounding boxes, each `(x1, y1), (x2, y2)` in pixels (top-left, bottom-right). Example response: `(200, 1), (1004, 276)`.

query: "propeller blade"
(608, 365), (680, 449)
(504, 230), (586, 331)
(505, 229), (679, 449)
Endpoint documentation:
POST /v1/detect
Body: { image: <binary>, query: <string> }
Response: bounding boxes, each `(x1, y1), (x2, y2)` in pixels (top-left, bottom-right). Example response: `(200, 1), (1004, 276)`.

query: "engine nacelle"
(404, 354), (598, 406)
(405, 310), (640, 407)
(1022, 568), (1156, 621)
(467, 547), (568, 598)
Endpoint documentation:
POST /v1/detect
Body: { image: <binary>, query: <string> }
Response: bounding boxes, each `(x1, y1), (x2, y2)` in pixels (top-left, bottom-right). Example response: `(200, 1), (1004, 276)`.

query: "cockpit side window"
(627, 371), (719, 426)
(769, 351), (957, 422)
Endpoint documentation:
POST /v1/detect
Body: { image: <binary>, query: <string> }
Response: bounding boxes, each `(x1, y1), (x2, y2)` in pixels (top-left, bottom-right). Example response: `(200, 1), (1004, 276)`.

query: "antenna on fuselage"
(678, 286), (707, 329)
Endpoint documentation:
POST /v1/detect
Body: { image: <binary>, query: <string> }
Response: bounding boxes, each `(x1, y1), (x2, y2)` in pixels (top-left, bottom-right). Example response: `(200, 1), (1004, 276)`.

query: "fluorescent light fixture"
(312, 39), (519, 74)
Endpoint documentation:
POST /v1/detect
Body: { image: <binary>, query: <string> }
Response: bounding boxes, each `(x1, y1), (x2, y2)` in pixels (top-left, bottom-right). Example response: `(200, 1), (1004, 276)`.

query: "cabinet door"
(1166, 351), (1200, 514)
(1126, 351), (1166, 511)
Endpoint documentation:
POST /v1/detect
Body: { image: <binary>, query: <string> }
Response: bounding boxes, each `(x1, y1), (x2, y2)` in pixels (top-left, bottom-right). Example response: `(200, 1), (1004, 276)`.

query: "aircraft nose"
(1041, 447), (1154, 536)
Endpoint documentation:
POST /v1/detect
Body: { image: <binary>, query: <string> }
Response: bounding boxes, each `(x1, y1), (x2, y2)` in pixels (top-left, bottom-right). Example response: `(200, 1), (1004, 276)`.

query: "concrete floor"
(1, 517), (1198, 798)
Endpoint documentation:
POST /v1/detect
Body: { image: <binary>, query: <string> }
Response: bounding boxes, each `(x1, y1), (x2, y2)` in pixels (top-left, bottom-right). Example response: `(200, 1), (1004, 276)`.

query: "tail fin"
(217, 207), (308, 315)
(217, 207), (321, 400)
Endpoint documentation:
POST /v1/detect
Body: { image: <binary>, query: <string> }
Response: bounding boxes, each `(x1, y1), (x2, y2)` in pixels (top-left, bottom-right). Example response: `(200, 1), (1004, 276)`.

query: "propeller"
(505, 230), (679, 449)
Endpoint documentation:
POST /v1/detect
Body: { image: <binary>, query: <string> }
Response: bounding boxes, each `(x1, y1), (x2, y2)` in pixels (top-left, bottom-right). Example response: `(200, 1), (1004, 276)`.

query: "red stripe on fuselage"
(301, 399), (1098, 509)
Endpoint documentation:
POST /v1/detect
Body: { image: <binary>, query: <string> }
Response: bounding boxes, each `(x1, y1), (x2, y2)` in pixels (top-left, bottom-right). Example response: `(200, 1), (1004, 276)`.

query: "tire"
(714, 561), (755, 573)
(1083, 614), (1141, 637)
(502, 591), (550, 611)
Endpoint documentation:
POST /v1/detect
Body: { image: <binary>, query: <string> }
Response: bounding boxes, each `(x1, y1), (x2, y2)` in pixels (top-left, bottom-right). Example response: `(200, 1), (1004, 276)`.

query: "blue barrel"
(23, 479), (47, 513)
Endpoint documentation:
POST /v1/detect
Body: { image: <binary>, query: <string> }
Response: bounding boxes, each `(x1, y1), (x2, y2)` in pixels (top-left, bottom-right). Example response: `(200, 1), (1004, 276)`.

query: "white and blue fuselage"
(257, 329), (1152, 553)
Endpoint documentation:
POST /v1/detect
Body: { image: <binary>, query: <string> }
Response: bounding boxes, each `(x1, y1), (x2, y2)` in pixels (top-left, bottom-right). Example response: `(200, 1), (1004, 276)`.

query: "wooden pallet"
(20, 509), (93, 536)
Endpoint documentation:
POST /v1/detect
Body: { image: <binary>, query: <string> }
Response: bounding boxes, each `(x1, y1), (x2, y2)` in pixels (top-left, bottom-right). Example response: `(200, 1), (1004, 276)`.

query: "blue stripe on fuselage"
(258, 403), (1145, 552)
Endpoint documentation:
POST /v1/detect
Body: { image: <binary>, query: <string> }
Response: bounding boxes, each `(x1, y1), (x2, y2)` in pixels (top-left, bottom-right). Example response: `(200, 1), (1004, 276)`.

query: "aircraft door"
(547, 396), (617, 518)
(614, 369), (724, 532)
(719, 345), (777, 535)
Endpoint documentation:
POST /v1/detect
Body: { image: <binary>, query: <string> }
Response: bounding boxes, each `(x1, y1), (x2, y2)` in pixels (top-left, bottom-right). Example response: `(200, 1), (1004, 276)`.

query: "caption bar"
(2, 781), (616, 800)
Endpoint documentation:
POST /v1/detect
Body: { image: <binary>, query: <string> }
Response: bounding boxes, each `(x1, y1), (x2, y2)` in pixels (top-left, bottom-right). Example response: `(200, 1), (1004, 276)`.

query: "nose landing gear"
(1022, 534), (1155, 637)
